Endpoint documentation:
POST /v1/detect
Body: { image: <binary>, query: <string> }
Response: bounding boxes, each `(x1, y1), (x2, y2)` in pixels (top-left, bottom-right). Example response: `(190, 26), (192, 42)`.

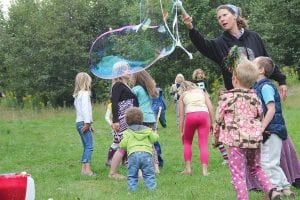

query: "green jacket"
(119, 125), (159, 156)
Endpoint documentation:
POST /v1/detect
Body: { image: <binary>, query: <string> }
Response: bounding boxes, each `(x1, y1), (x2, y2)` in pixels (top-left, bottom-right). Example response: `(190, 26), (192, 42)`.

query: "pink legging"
(229, 147), (273, 200)
(182, 111), (210, 164)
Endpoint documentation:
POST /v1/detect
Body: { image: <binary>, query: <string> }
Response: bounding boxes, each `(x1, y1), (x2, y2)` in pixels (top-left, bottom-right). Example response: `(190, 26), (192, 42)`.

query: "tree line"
(0, 0), (299, 107)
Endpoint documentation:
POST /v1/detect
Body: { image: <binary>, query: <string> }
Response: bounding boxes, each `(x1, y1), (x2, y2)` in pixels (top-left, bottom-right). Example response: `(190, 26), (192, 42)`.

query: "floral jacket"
(214, 88), (263, 148)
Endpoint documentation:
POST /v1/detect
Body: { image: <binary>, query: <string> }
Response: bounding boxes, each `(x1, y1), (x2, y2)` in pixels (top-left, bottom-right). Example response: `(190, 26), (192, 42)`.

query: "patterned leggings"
(228, 147), (273, 200)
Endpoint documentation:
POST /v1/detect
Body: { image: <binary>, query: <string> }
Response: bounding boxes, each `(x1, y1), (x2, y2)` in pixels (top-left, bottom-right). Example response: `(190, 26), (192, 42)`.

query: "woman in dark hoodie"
(182, 4), (287, 100)
(183, 4), (300, 193)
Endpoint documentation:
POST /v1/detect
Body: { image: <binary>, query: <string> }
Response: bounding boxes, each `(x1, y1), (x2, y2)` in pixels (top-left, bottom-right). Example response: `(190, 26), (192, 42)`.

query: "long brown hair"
(131, 70), (158, 98)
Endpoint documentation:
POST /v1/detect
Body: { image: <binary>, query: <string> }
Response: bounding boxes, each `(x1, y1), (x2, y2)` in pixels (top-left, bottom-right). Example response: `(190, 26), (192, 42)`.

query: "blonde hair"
(254, 56), (275, 78)
(175, 73), (185, 84)
(216, 5), (248, 29)
(131, 70), (158, 98)
(234, 59), (258, 88)
(178, 80), (197, 94)
(192, 68), (205, 80)
(73, 72), (92, 97)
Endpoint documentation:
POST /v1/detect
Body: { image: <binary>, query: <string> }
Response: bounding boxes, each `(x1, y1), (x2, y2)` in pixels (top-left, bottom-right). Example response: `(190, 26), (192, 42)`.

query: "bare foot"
(155, 168), (160, 174)
(202, 171), (209, 176)
(108, 173), (126, 180)
(281, 189), (295, 198)
(81, 171), (96, 176)
(202, 164), (209, 176)
(268, 188), (282, 200)
(180, 170), (192, 175)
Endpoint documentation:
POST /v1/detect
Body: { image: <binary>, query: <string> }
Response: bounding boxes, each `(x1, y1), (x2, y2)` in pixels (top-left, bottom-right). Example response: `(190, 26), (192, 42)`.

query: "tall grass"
(0, 84), (300, 200)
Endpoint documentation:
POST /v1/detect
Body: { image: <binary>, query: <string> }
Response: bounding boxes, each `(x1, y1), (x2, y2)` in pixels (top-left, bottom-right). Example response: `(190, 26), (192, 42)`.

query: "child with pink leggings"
(178, 81), (214, 176)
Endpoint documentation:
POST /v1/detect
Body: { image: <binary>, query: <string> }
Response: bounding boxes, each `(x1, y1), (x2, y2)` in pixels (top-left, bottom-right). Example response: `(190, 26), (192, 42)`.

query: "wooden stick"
(154, 106), (162, 132)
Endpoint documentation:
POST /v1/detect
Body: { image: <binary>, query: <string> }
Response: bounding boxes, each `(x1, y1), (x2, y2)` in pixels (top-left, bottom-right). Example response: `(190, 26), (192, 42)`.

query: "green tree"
(0, 0), (299, 108)
(0, 8), (7, 91)
(3, 0), (41, 103)
(249, 0), (300, 67)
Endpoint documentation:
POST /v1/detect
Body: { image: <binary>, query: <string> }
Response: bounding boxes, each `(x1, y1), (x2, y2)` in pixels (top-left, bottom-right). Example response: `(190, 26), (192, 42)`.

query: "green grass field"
(1, 84), (300, 200)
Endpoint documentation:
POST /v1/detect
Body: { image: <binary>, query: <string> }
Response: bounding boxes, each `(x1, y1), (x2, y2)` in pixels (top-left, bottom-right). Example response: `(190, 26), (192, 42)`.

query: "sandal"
(269, 188), (282, 200)
(108, 173), (126, 180)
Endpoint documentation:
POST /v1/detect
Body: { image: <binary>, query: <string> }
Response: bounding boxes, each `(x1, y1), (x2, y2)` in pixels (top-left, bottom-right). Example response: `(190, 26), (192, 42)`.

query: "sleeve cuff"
(278, 79), (286, 86)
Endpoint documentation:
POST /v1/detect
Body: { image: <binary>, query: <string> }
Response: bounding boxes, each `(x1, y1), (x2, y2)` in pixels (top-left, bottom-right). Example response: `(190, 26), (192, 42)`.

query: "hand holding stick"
(175, 0), (193, 30)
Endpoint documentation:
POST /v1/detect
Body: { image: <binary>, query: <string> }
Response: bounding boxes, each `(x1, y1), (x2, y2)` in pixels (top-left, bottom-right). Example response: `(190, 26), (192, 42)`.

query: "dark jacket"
(111, 82), (139, 123)
(189, 28), (286, 90)
(253, 78), (287, 140)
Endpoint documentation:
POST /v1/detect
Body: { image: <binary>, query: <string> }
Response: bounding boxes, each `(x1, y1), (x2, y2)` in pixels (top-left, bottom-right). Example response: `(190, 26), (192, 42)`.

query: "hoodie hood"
(128, 125), (152, 141)
(221, 29), (250, 45)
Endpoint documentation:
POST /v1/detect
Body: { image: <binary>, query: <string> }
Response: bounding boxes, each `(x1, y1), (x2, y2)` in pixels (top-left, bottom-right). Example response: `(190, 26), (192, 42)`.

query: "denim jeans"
(127, 152), (156, 191)
(76, 121), (94, 163)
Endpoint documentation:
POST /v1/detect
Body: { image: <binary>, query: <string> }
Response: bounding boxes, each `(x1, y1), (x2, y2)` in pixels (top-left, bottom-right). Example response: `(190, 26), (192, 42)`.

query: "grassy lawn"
(1, 84), (300, 200)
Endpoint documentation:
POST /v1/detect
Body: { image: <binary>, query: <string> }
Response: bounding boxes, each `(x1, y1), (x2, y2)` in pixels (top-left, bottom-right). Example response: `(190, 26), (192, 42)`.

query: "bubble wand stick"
(174, 0), (189, 19)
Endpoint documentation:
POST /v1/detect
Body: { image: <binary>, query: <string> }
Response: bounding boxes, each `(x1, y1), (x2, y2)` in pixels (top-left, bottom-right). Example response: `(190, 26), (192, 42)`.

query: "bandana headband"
(226, 4), (240, 17)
